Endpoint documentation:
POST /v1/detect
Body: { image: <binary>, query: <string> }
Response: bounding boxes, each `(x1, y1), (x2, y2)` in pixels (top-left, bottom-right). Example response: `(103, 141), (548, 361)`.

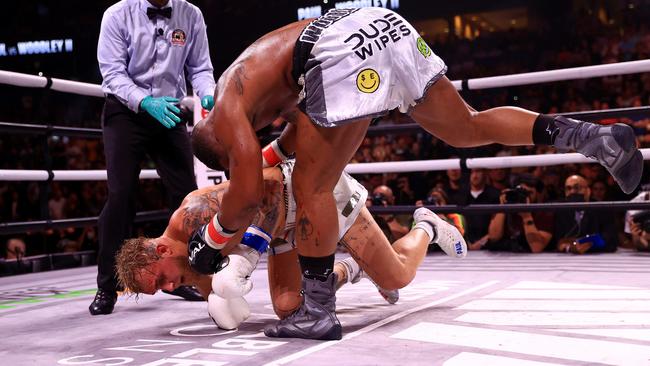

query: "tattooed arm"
(165, 177), (286, 249)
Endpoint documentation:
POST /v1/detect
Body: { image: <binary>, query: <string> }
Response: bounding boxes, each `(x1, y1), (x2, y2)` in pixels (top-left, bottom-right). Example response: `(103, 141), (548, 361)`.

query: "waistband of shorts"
(291, 29), (313, 87)
(291, 8), (361, 86)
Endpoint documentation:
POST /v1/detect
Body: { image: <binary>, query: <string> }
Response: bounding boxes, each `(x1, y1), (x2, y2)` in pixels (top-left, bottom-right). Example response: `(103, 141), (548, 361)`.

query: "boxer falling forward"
(116, 129), (466, 332)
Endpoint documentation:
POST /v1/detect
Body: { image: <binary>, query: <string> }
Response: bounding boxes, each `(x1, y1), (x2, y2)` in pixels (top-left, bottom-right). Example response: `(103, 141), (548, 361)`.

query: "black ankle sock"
(299, 254), (335, 281)
(532, 114), (558, 145)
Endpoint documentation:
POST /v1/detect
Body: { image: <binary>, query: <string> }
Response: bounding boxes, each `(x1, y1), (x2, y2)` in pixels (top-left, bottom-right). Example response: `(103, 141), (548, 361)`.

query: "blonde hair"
(115, 237), (160, 294)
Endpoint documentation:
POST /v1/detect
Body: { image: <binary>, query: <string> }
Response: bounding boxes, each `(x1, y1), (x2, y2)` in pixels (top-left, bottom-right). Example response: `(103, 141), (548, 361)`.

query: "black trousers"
(96, 95), (197, 291)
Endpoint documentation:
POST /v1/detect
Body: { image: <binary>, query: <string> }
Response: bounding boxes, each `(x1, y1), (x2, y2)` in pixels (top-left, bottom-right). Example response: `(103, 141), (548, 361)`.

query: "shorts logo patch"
(356, 68), (380, 93)
(417, 37), (431, 58)
(171, 29), (186, 46)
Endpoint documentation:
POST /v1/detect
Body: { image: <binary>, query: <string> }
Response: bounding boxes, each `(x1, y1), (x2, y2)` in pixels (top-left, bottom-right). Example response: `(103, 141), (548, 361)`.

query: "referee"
(92, 0), (216, 315)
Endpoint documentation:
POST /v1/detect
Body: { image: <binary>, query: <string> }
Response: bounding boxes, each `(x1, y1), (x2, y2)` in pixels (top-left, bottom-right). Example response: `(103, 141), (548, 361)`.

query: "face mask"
(566, 193), (585, 202)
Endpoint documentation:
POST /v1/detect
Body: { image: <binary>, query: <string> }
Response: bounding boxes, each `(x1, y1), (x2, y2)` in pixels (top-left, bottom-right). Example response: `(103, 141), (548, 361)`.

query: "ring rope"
(2, 59), (650, 97)
(0, 210), (169, 236)
(3, 105), (648, 139)
(371, 201), (650, 215)
(3, 202), (650, 236)
(2, 149), (650, 181)
(452, 59), (650, 90)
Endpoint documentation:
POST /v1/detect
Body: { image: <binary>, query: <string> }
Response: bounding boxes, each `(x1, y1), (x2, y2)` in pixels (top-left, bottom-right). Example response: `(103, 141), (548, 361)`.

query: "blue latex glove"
(201, 95), (214, 111)
(140, 96), (181, 128)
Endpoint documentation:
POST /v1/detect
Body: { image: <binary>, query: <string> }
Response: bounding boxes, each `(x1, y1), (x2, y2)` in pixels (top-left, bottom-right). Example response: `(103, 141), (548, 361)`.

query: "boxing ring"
(2, 60), (650, 365)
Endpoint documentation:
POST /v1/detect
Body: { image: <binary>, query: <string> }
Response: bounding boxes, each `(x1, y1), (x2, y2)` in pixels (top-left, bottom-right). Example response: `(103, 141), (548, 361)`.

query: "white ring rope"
(0, 70), (103, 97)
(346, 149), (650, 174)
(2, 59), (650, 96)
(2, 149), (650, 181)
(449, 59), (650, 90)
(1, 60), (650, 180)
(0, 169), (160, 182)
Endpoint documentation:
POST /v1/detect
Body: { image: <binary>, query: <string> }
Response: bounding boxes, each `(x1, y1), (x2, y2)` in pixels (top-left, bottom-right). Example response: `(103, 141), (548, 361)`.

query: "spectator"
(484, 174), (554, 252)
(555, 175), (618, 253)
(370, 185), (410, 240)
(624, 190), (650, 252)
(459, 169), (500, 249)
(48, 183), (67, 220)
(5, 238), (26, 260)
(590, 180), (609, 201)
(445, 165), (463, 203)
(1, 238), (28, 276)
(394, 174), (416, 205)
(488, 168), (510, 191)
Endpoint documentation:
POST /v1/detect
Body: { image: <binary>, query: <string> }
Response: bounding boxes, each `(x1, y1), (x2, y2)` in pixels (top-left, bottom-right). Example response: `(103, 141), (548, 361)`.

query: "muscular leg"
(338, 208), (431, 290)
(268, 234), (403, 317)
(411, 76), (642, 193)
(410, 76), (537, 147)
(267, 239), (302, 319)
(265, 116), (370, 340)
(292, 115), (371, 261)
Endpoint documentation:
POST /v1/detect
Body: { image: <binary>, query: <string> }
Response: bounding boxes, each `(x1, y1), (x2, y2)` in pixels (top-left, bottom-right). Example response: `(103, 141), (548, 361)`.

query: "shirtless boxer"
(115, 156), (466, 334)
(192, 7), (642, 340)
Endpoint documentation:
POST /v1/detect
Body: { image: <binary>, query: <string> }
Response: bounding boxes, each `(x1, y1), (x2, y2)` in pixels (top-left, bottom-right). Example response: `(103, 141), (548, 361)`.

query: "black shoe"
(163, 286), (204, 301)
(89, 289), (117, 315)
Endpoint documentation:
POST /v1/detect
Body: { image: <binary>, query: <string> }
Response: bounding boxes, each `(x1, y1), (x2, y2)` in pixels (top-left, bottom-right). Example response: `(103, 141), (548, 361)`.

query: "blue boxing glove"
(201, 95), (214, 111)
(140, 96), (182, 128)
(211, 225), (271, 298)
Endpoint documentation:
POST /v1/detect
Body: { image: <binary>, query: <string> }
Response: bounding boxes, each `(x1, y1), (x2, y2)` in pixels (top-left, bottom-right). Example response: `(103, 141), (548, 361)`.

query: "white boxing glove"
(208, 293), (250, 330)
(211, 225), (270, 298)
(211, 245), (260, 298)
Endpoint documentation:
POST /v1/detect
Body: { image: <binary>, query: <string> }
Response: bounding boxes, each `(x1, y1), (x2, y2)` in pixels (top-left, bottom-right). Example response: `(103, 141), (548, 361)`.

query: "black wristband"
(275, 138), (290, 157)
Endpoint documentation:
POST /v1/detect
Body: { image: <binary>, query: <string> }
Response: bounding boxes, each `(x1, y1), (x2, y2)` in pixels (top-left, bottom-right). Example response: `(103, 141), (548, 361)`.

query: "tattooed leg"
(340, 207), (431, 290)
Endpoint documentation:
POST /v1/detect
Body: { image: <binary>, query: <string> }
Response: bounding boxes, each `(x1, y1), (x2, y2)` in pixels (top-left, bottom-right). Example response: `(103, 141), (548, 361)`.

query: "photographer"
(485, 175), (554, 253)
(625, 191), (650, 252)
(367, 185), (410, 241)
(555, 175), (618, 254)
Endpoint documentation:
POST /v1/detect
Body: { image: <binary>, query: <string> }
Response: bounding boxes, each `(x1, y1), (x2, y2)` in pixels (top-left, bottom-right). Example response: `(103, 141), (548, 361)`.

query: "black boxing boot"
(264, 272), (341, 340)
(89, 289), (118, 315)
(549, 116), (643, 194)
(163, 285), (204, 301)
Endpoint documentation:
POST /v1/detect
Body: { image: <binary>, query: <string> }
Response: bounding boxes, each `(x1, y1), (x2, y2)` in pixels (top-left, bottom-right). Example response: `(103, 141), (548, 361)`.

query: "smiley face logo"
(356, 68), (380, 93)
(417, 37), (431, 58)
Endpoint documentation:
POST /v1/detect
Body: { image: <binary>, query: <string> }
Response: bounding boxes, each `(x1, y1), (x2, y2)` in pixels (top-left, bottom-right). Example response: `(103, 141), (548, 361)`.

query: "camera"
(632, 211), (650, 232)
(371, 193), (387, 206)
(503, 186), (530, 204)
(425, 195), (442, 206)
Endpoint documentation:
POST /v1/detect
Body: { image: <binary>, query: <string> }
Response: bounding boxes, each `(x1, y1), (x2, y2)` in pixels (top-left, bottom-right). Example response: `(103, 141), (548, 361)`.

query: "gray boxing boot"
(264, 272), (342, 340)
(553, 116), (642, 194)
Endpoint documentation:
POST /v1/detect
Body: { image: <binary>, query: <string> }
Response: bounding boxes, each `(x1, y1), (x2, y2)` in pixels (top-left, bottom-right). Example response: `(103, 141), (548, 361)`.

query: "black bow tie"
(147, 7), (172, 19)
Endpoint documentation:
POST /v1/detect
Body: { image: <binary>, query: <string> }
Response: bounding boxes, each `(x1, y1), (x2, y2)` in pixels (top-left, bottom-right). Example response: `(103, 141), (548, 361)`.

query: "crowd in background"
(2, 6), (650, 274)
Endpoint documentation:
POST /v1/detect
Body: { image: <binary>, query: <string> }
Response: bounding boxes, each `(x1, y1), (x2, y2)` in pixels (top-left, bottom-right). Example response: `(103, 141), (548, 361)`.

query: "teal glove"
(140, 96), (181, 128)
(201, 95), (214, 111)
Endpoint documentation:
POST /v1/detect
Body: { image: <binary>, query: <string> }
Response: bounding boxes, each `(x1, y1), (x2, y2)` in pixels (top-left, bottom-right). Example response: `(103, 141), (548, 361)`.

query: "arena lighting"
(0, 38), (73, 57)
(297, 0), (400, 20)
